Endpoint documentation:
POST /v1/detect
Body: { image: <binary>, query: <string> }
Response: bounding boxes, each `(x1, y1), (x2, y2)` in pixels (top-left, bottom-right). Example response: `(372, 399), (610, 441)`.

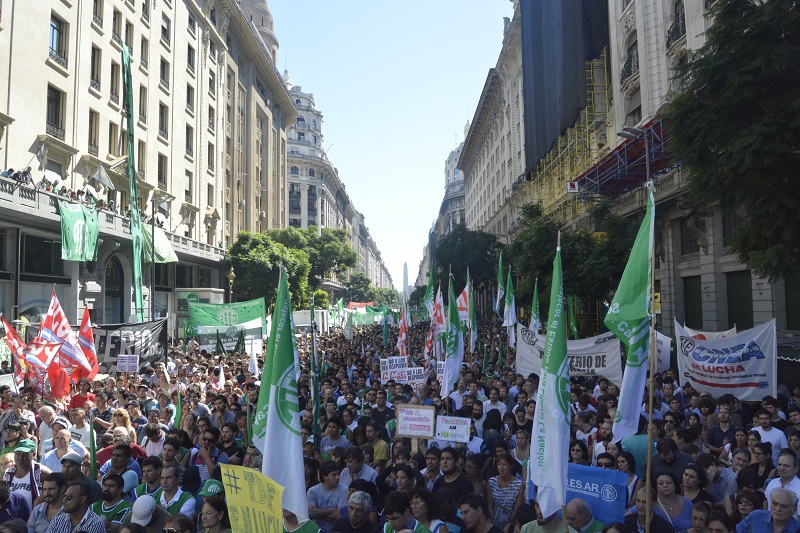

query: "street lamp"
(226, 266), (236, 303)
(617, 125), (651, 183)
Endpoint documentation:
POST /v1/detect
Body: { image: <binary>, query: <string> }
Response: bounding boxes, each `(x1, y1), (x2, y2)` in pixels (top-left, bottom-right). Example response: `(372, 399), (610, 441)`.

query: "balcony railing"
(185, 146), (193, 157)
(93, 14), (103, 27)
(157, 178), (167, 190)
(159, 78), (169, 91)
(110, 91), (119, 105)
(46, 121), (65, 140)
(112, 31), (122, 46)
(49, 48), (68, 68)
(185, 191), (192, 202)
(620, 53), (640, 85)
(139, 112), (146, 124)
(666, 14), (687, 49)
(141, 57), (148, 70)
(88, 143), (99, 156)
(158, 127), (168, 139)
(90, 77), (101, 91)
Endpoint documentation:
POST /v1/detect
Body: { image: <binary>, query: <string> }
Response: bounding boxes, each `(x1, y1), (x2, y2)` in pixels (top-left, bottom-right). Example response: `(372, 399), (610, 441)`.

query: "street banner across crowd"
(516, 327), (623, 386)
(683, 325), (737, 340)
(219, 464), (284, 533)
(566, 464), (628, 525)
(675, 319), (776, 401)
(435, 415), (471, 443)
(194, 318), (263, 356)
(396, 405), (436, 438)
(187, 297), (266, 332)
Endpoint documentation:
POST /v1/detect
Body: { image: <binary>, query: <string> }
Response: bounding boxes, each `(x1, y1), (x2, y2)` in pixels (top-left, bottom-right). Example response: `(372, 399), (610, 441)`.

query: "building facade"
(0, 0), (292, 330)
(434, 139), (466, 238)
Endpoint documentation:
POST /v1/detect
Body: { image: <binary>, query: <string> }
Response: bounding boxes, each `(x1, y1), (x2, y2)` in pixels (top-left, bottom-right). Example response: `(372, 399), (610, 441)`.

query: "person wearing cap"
(59, 451), (101, 504)
(90, 473), (131, 532)
(120, 494), (170, 533)
(27, 472), (66, 533)
(197, 479), (223, 500)
(157, 464), (195, 518)
(43, 481), (105, 533)
(2, 439), (49, 512)
(0, 423), (23, 456)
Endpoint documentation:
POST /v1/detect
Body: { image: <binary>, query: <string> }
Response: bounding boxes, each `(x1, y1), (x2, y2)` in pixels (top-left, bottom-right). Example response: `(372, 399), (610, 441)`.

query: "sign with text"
(566, 464), (628, 525)
(517, 327), (623, 386)
(435, 415), (471, 443)
(405, 366), (426, 388)
(436, 361), (445, 387)
(396, 405), (436, 438)
(676, 319), (776, 401)
(380, 356), (408, 383)
(219, 464), (283, 533)
(116, 354), (139, 373)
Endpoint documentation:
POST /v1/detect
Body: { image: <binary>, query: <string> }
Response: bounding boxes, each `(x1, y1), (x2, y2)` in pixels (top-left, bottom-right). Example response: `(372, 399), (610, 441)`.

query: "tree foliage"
(312, 289), (329, 309)
(344, 272), (377, 303)
(374, 288), (401, 309)
(265, 226), (357, 289)
(227, 232), (311, 308)
(435, 224), (503, 292)
(663, 0), (800, 281)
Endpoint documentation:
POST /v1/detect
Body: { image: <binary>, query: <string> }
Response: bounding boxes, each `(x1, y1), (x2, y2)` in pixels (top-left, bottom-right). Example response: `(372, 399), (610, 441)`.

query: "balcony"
(46, 121), (65, 140)
(185, 145), (193, 157)
(159, 78), (169, 91)
(666, 13), (687, 49)
(157, 178), (167, 190)
(112, 31), (122, 46)
(140, 57), (148, 70)
(139, 112), (146, 124)
(49, 48), (68, 69)
(93, 14), (103, 27)
(88, 143), (99, 156)
(90, 77), (101, 91)
(110, 91), (119, 105)
(158, 127), (168, 139)
(185, 191), (192, 202)
(620, 53), (639, 85)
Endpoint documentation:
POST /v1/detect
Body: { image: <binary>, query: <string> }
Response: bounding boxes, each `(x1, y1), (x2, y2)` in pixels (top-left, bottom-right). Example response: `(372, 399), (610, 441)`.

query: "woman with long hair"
(745, 442), (775, 488)
(746, 431), (761, 460)
(569, 439), (589, 464)
(652, 472), (693, 532)
(463, 455), (485, 498)
(681, 463), (713, 506)
(720, 429), (748, 466)
(728, 488), (763, 524)
(180, 412), (198, 442)
(486, 452), (523, 531)
(303, 457), (319, 491)
(723, 469), (767, 516)
(393, 464), (416, 497)
(192, 416), (212, 448)
(410, 488), (447, 533)
(616, 451), (643, 508)
(198, 497), (232, 533)
(110, 408), (137, 444)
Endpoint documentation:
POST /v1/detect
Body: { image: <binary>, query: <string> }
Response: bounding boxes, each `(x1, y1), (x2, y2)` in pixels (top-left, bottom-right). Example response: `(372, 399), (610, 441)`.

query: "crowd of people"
(0, 317), (797, 533)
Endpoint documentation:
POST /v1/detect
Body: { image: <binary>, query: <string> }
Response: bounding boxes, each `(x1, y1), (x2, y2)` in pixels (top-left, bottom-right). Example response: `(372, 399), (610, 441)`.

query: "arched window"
(308, 169), (315, 177)
(297, 116), (305, 125)
(290, 166), (299, 175)
(311, 119), (317, 129)
(295, 99), (301, 105)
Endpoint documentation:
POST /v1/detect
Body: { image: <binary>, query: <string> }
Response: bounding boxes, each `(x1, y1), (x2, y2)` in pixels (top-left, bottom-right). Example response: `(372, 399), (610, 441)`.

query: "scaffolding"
(522, 48), (611, 224)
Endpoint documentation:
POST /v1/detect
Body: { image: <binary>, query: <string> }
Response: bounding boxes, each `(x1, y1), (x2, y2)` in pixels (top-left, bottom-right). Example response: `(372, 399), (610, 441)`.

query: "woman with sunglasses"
(728, 487), (764, 524)
(617, 451), (644, 509)
(723, 468), (767, 516)
(745, 442), (776, 488)
(663, 413), (682, 440)
(110, 408), (137, 444)
(569, 439), (589, 464)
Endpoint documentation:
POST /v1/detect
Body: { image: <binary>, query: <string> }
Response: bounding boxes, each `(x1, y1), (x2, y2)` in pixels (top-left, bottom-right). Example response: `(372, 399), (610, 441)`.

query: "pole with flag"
(530, 278), (541, 332)
(422, 266), (435, 320)
(310, 292), (321, 450)
(502, 266), (517, 350)
(89, 414), (98, 478)
(568, 297), (580, 340)
(252, 266), (307, 519)
(529, 233), (570, 520)
(495, 252), (505, 319)
(175, 386), (182, 430)
(440, 274), (464, 399)
(468, 270), (477, 354)
(382, 313), (389, 348)
(215, 331), (225, 357)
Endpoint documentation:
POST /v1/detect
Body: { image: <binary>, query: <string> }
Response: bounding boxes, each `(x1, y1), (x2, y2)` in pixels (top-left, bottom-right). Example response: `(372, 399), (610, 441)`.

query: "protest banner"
(396, 405), (435, 438)
(195, 318), (263, 356)
(116, 355), (139, 373)
(380, 356), (408, 383)
(516, 326), (623, 386)
(656, 332), (671, 374)
(566, 464), (629, 525)
(219, 464), (283, 533)
(405, 366), (426, 388)
(187, 297), (266, 332)
(675, 319), (776, 401)
(436, 361), (445, 388)
(683, 325), (737, 340)
(435, 415), (470, 443)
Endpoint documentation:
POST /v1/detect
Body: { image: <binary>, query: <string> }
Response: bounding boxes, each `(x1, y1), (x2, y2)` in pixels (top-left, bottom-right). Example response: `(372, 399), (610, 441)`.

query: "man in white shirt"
(69, 408), (91, 448)
(765, 452), (800, 519)
(483, 387), (507, 416)
(755, 409), (788, 465)
(448, 380), (469, 411)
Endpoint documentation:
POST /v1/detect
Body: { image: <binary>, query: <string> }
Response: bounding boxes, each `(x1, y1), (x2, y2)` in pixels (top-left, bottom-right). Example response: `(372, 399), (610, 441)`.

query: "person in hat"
(197, 479), (223, 500)
(120, 494), (170, 533)
(90, 473), (131, 531)
(2, 440), (49, 512)
(0, 424), (23, 456)
(59, 451), (101, 504)
(44, 482), (105, 533)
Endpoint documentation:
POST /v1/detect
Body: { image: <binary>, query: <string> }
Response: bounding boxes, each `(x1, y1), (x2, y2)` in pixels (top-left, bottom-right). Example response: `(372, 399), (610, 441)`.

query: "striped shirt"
(45, 508), (106, 533)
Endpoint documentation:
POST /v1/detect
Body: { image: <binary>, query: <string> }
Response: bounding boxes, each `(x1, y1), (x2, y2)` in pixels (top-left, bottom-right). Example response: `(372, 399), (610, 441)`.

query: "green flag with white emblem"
(530, 242), (570, 519)
(604, 185), (655, 442)
(59, 200), (99, 261)
(440, 274), (464, 399)
(252, 266), (306, 519)
(143, 226), (178, 263)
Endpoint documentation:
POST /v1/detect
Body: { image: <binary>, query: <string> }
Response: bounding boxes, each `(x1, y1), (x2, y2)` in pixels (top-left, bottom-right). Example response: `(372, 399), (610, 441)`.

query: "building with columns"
(0, 0), (292, 331)
(434, 134), (466, 238)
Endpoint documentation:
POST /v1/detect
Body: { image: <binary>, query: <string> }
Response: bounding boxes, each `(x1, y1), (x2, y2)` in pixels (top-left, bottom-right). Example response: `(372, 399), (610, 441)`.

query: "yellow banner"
(219, 464), (284, 533)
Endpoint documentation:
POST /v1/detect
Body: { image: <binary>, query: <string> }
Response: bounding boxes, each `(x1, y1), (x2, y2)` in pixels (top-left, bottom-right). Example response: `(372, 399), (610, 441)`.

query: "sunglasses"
(597, 462), (614, 468)
(203, 436), (217, 442)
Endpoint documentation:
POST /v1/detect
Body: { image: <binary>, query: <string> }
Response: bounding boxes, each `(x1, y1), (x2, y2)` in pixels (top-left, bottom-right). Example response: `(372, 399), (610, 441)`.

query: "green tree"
(435, 224), (503, 293)
(312, 289), (329, 309)
(663, 0), (800, 281)
(374, 288), (401, 309)
(408, 285), (427, 309)
(344, 272), (377, 303)
(266, 226), (357, 289)
(227, 232), (311, 308)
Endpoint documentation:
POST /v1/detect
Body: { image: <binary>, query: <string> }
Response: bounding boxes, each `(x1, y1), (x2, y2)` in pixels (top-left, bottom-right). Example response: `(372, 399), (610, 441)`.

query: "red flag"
(2, 316), (26, 389)
(24, 337), (70, 400)
(41, 289), (91, 381)
(396, 305), (407, 358)
(78, 307), (99, 380)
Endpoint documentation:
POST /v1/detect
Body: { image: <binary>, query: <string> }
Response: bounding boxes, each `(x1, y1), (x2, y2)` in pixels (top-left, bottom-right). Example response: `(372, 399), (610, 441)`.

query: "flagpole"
(645, 184), (657, 533)
(560, 230), (567, 533)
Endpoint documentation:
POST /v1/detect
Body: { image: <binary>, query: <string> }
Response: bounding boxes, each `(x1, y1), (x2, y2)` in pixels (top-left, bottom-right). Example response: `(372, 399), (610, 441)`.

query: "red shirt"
(68, 393), (96, 410)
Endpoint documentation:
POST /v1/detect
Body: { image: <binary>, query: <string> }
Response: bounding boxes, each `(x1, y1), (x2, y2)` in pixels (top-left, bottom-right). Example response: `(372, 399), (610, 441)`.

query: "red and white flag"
(2, 316), (26, 389)
(396, 301), (407, 358)
(78, 307), (99, 380)
(41, 289), (93, 381)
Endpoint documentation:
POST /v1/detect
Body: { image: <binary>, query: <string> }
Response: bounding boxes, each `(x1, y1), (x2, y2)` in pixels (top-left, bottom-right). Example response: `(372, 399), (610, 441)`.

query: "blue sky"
(269, 1), (514, 290)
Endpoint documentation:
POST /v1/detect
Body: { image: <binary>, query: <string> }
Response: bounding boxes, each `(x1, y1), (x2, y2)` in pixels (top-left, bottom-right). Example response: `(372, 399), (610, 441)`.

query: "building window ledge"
(45, 56), (70, 78)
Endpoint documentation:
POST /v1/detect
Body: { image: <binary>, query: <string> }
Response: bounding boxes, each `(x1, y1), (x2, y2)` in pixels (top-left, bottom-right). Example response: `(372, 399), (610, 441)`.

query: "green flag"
(122, 43), (144, 322)
(233, 329), (245, 354)
(568, 296), (580, 340)
(143, 226), (179, 263)
(531, 278), (541, 331)
(215, 331), (225, 356)
(59, 200), (100, 261)
(422, 266), (435, 318)
(382, 314), (389, 348)
(89, 414), (98, 479)
(441, 274), (464, 399)
(252, 266), (306, 518)
(187, 297), (266, 332)
(530, 242), (570, 518)
(174, 388), (182, 430)
(604, 185), (655, 441)
(495, 252), (505, 318)
(502, 266), (517, 348)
